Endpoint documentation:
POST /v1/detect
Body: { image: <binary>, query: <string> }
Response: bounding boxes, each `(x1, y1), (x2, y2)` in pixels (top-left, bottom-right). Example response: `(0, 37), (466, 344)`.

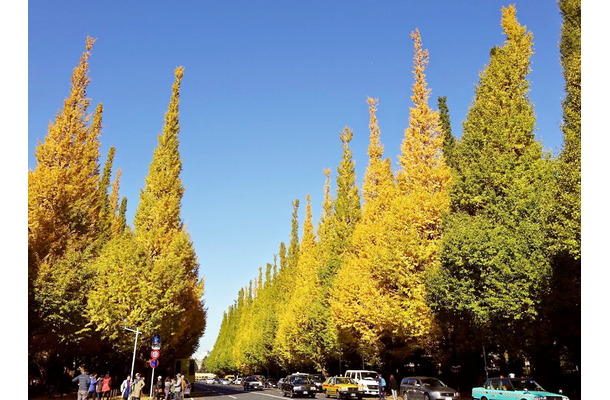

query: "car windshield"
(336, 378), (357, 385)
(361, 372), (377, 380)
(246, 377), (258, 382)
(512, 379), (544, 391)
(292, 377), (309, 384)
(420, 378), (445, 387)
(310, 376), (323, 382)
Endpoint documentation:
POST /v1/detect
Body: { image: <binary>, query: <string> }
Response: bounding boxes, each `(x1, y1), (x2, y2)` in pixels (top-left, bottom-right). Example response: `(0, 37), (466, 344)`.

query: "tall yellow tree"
(330, 98), (396, 363)
(332, 30), (450, 363)
(274, 195), (322, 370)
(28, 36), (102, 266)
(28, 37), (104, 376)
(88, 67), (206, 360)
(382, 28), (451, 353)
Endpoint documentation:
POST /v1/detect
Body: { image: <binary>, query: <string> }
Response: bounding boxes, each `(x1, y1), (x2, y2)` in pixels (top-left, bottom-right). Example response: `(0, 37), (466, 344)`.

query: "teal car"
(472, 376), (568, 400)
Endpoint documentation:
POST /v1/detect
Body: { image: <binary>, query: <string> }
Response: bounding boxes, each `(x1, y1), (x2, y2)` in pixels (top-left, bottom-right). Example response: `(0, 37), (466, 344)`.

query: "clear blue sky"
(28, 1), (568, 359)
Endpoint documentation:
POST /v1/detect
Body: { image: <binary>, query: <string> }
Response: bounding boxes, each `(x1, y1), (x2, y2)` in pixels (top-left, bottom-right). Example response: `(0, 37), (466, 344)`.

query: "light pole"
(124, 324), (140, 384)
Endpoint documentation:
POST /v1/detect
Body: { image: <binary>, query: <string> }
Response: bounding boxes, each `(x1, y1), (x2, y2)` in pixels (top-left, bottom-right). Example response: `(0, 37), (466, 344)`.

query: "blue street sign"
(150, 359), (159, 369)
(152, 334), (161, 344)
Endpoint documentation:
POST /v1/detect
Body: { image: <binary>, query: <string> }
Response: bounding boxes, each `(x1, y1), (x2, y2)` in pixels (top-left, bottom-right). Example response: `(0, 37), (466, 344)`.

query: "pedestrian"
(174, 373), (183, 400)
(377, 375), (386, 400)
(154, 376), (165, 400)
(87, 373), (98, 400)
(101, 373), (112, 399)
(389, 375), (398, 400)
(72, 366), (90, 400)
(120, 375), (130, 400)
(95, 374), (103, 400)
(164, 376), (172, 400)
(131, 373), (146, 400)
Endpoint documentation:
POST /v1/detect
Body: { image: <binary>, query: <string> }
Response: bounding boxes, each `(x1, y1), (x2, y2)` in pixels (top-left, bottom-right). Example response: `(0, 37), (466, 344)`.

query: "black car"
(266, 379), (279, 388)
(308, 374), (324, 392)
(281, 375), (318, 398)
(244, 376), (264, 391)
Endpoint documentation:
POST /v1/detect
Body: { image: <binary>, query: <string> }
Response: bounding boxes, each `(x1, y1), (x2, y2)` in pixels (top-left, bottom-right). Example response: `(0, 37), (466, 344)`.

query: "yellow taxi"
(322, 376), (364, 400)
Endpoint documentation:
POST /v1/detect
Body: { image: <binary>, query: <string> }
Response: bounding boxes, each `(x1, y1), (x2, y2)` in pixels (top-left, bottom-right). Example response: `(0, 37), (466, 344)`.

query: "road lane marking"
(252, 391), (287, 399)
(229, 396), (237, 399)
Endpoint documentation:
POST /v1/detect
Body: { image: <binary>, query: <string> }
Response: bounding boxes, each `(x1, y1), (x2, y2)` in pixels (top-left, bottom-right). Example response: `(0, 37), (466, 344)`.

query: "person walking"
(95, 375), (103, 400)
(120, 375), (131, 400)
(101, 373), (112, 400)
(173, 373), (183, 400)
(72, 367), (90, 400)
(87, 373), (98, 400)
(377, 375), (386, 400)
(154, 376), (165, 400)
(389, 375), (399, 400)
(131, 373), (146, 400)
(164, 376), (172, 400)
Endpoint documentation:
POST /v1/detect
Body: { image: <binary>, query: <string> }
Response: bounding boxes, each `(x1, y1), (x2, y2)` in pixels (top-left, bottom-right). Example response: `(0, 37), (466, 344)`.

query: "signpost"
(150, 335), (161, 397)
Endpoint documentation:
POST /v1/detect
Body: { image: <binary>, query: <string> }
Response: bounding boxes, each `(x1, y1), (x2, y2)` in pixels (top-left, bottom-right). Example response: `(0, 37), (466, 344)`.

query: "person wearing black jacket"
(389, 375), (399, 400)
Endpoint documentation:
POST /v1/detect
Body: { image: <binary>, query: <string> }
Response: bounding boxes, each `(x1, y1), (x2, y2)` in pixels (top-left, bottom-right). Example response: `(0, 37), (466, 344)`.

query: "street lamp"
(124, 324), (140, 384)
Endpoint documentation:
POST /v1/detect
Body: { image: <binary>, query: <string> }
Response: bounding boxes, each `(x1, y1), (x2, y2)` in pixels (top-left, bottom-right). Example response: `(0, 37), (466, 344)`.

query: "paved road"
(191, 383), (292, 400)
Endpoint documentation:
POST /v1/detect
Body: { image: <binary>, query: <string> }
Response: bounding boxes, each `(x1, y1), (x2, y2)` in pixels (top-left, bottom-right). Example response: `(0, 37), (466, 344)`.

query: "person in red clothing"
(101, 373), (112, 399)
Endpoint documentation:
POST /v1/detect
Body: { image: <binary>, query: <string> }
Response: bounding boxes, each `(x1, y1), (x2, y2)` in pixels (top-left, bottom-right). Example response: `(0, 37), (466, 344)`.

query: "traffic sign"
(151, 350), (160, 359)
(152, 334), (161, 350)
(150, 359), (159, 369)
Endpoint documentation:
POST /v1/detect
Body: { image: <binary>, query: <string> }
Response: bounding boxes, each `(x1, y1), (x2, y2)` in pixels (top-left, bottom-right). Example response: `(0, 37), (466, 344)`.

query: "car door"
(413, 379), (426, 400)
(486, 379), (502, 400)
(327, 378), (335, 396)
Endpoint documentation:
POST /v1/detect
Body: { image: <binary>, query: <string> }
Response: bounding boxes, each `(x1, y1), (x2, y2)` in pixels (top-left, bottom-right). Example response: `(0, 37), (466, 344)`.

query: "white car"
(206, 378), (215, 384)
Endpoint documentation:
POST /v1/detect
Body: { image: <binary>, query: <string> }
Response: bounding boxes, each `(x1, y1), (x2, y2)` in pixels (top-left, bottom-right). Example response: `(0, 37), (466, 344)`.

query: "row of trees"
(205, 3), (580, 395)
(28, 38), (206, 388)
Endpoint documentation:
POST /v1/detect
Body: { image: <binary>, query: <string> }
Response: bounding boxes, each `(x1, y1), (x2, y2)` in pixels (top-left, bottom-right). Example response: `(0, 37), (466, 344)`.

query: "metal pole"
(150, 367), (155, 398)
(482, 344), (488, 380)
(125, 326), (140, 384)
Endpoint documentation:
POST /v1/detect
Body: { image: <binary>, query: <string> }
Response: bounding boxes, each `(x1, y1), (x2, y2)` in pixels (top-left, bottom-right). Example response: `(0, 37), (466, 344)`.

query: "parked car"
(399, 376), (460, 400)
(471, 375), (569, 400)
(322, 376), (363, 399)
(344, 370), (379, 396)
(244, 376), (264, 391)
(282, 374), (318, 398)
(309, 374), (325, 392)
(221, 379), (230, 385)
(235, 378), (242, 385)
(266, 379), (279, 388)
(399, 376), (458, 400)
(206, 378), (216, 384)
(278, 378), (286, 388)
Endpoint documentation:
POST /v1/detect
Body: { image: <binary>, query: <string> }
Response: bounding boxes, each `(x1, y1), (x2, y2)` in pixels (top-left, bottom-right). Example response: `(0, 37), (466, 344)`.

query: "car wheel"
(336, 391), (341, 399)
(481, 397), (488, 400)
(291, 390), (296, 398)
(423, 394), (430, 400)
(324, 390), (329, 398)
(311, 394), (315, 398)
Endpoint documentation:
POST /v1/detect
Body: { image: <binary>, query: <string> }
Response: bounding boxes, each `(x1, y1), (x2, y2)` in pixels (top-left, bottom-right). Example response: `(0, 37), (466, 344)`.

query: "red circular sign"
(151, 350), (160, 359)
(150, 359), (159, 368)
